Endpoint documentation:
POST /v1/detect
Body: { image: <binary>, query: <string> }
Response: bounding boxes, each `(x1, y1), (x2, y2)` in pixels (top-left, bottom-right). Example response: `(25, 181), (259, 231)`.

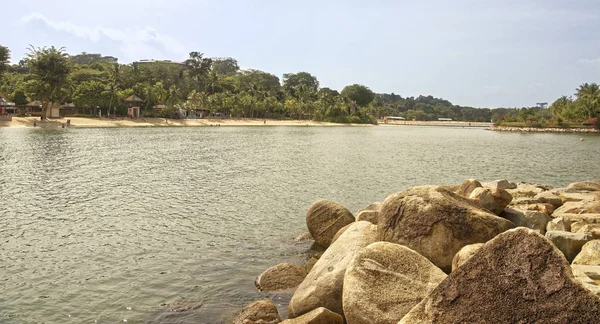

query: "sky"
(2, 0), (600, 108)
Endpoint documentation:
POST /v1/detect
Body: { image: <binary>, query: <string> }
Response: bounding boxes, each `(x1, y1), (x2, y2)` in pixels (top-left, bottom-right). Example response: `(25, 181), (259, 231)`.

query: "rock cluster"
(234, 180), (600, 323)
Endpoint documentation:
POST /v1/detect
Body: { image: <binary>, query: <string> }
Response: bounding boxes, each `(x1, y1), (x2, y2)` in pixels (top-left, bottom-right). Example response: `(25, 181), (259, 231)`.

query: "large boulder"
(288, 221), (379, 319)
(306, 200), (354, 248)
(469, 187), (513, 215)
(506, 182), (547, 198)
(560, 191), (600, 203)
(533, 190), (563, 208)
(554, 200), (600, 217)
(355, 210), (379, 224)
(545, 231), (593, 262)
(566, 181), (600, 192)
(255, 263), (308, 292)
(510, 202), (555, 215)
(547, 217), (571, 232)
(399, 228), (600, 324)
(331, 223), (352, 244)
(378, 186), (514, 272)
(342, 242), (447, 324)
(483, 179), (517, 190)
(280, 308), (343, 324)
(356, 202), (381, 214)
(232, 299), (281, 324)
(455, 179), (482, 197)
(572, 267), (600, 297)
(451, 243), (484, 271)
(501, 208), (550, 234)
(573, 240), (600, 266)
(304, 257), (318, 273)
(575, 224), (600, 239)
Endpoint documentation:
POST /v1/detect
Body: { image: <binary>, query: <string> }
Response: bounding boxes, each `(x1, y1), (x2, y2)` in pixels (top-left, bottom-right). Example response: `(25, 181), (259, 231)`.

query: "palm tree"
(575, 83), (600, 119)
(107, 63), (120, 117)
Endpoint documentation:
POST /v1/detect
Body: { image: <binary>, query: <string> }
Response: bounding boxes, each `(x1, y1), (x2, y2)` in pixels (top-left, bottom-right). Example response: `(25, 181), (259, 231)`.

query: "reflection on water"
(1, 126), (599, 323)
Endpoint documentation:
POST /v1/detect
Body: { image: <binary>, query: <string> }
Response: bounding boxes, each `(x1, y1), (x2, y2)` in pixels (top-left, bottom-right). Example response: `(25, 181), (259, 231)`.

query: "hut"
(61, 103), (77, 116)
(26, 101), (43, 116)
(0, 92), (16, 120)
(124, 95), (143, 118)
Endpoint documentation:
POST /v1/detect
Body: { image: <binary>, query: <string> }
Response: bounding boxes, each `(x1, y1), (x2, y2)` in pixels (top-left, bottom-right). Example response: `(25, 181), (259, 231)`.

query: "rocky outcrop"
(534, 190), (563, 208)
(331, 223), (352, 244)
(575, 224), (600, 239)
(451, 243), (484, 271)
(501, 208), (550, 234)
(572, 267), (600, 297)
(342, 242), (447, 324)
(483, 179), (517, 190)
(304, 257), (318, 272)
(566, 181), (600, 192)
(547, 217), (571, 232)
(255, 263), (307, 292)
(399, 228), (600, 324)
(355, 210), (379, 224)
(469, 187), (513, 215)
(378, 186), (514, 272)
(545, 231), (593, 262)
(455, 179), (482, 197)
(506, 182), (547, 198)
(232, 299), (281, 324)
(306, 200), (354, 248)
(356, 202), (381, 214)
(288, 221), (379, 319)
(280, 307), (343, 324)
(573, 240), (600, 266)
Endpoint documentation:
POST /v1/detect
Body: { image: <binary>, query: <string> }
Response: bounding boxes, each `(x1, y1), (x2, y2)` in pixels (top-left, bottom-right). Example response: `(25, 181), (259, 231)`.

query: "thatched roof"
(26, 101), (43, 107)
(124, 95), (144, 102)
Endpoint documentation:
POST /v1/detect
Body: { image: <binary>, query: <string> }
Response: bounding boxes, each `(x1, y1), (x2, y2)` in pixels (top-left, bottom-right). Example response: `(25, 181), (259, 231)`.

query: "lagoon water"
(1, 126), (599, 323)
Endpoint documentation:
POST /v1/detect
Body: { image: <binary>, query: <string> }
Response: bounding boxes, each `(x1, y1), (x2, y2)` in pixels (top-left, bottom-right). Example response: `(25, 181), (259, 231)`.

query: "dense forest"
(0, 44), (598, 126)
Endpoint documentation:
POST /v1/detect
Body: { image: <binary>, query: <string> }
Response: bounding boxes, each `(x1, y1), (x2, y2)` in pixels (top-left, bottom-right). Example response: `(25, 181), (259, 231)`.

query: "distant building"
(387, 116), (405, 120)
(134, 59), (183, 66)
(438, 118), (453, 121)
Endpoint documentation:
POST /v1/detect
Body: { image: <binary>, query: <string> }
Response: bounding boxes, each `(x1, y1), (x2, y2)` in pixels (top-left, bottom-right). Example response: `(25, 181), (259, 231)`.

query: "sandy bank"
(491, 126), (600, 134)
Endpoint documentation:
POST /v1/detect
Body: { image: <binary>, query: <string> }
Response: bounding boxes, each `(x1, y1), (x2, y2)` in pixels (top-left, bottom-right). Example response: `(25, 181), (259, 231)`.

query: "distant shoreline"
(0, 117), (493, 129)
(490, 125), (600, 134)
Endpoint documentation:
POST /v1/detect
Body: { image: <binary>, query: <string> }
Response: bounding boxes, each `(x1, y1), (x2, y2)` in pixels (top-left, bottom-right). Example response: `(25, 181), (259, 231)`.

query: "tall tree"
(0, 45), (10, 81)
(184, 52), (212, 91)
(26, 46), (71, 119)
(575, 83), (600, 119)
(282, 72), (319, 100)
(212, 57), (240, 76)
(341, 84), (375, 107)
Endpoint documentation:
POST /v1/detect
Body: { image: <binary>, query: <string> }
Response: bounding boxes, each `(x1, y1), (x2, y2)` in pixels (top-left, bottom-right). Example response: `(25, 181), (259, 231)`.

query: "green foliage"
(0, 45), (10, 81)
(341, 84), (375, 107)
(283, 72), (319, 100)
(26, 45), (71, 118)
(212, 57), (239, 76)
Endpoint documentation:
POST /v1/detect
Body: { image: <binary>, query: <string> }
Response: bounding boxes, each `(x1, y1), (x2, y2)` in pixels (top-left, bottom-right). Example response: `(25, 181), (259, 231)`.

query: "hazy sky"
(2, 0), (600, 107)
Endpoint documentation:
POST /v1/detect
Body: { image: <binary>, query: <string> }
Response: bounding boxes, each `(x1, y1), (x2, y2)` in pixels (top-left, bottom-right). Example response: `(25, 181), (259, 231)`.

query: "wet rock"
(343, 242), (447, 324)
(255, 263), (307, 292)
(399, 228), (600, 324)
(545, 231), (593, 262)
(306, 200), (354, 248)
(573, 240), (600, 266)
(566, 181), (600, 192)
(355, 210), (379, 224)
(534, 190), (563, 208)
(501, 208), (550, 234)
(455, 179), (482, 197)
(281, 307), (343, 324)
(547, 217), (571, 232)
(378, 186), (514, 272)
(232, 299), (280, 324)
(451, 243), (484, 271)
(288, 221), (378, 319)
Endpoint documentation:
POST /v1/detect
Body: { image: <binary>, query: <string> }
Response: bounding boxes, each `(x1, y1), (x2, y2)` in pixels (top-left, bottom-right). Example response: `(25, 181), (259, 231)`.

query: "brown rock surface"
(501, 208), (550, 234)
(342, 242), (446, 324)
(469, 187), (513, 215)
(566, 181), (600, 192)
(451, 243), (484, 271)
(399, 228), (600, 324)
(281, 307), (343, 324)
(378, 186), (514, 272)
(546, 230), (593, 262)
(355, 210), (379, 224)
(573, 240), (600, 266)
(455, 179), (482, 197)
(232, 299), (281, 324)
(255, 263), (307, 292)
(306, 200), (354, 248)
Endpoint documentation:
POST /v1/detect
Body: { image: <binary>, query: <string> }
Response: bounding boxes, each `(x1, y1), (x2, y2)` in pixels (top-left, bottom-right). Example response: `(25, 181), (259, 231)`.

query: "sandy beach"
(0, 117), (492, 128)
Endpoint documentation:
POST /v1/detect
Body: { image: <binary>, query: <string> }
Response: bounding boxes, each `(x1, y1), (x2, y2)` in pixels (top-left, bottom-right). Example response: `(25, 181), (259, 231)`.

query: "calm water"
(1, 126), (599, 323)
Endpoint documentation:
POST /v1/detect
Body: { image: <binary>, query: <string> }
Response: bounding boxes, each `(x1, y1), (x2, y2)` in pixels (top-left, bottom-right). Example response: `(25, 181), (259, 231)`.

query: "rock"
(399, 228), (600, 324)
(573, 240), (600, 266)
(547, 217), (571, 232)
(294, 232), (313, 242)
(255, 263), (308, 292)
(575, 224), (600, 239)
(572, 267), (600, 297)
(483, 179), (517, 190)
(560, 192), (600, 203)
(304, 257), (318, 273)
(342, 242), (447, 324)
(232, 299), (281, 324)
(571, 265), (600, 280)
(501, 208), (550, 234)
(554, 200), (600, 217)
(379, 186), (514, 272)
(566, 181), (600, 192)
(455, 179), (482, 197)
(534, 191), (563, 208)
(469, 187), (513, 215)
(306, 200), (354, 248)
(288, 221), (379, 319)
(356, 202), (381, 214)
(355, 210), (379, 224)
(331, 223), (352, 244)
(511, 202), (555, 215)
(451, 243), (484, 271)
(280, 307), (343, 324)
(545, 231), (593, 262)
(506, 182), (546, 198)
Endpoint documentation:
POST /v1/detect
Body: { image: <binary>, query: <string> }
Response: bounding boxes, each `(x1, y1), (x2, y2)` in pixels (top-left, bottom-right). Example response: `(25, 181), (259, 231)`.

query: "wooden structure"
(26, 101), (43, 116)
(0, 92), (16, 120)
(124, 95), (143, 118)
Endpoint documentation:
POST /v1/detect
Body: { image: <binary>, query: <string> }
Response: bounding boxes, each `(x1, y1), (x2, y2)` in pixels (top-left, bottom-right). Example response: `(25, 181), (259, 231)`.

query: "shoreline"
(0, 117), (492, 129)
(490, 125), (600, 134)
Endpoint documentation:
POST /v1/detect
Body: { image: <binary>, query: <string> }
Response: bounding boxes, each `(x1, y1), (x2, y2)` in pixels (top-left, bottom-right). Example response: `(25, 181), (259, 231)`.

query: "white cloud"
(20, 12), (187, 62)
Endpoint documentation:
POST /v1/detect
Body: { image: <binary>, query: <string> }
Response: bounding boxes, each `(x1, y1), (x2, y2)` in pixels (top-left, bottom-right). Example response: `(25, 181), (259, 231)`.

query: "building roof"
(62, 103), (76, 108)
(26, 101), (43, 107)
(124, 95), (144, 102)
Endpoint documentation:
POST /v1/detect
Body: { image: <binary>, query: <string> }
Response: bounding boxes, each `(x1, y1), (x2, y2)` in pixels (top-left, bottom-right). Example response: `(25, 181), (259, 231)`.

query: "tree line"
(0, 44), (598, 125)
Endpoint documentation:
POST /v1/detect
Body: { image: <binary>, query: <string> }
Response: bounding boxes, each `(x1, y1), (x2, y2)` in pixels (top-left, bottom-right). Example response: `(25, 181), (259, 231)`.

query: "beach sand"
(0, 117), (492, 128)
